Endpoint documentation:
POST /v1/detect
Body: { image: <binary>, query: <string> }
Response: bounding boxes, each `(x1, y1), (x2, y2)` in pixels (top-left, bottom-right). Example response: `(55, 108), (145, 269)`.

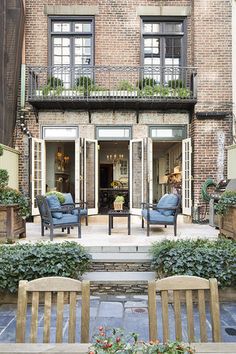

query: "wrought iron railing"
(27, 65), (197, 101)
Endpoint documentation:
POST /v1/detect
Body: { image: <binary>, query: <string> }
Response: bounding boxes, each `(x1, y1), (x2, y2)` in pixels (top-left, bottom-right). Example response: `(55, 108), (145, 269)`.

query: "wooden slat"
(43, 292), (52, 343)
(148, 280), (157, 341)
(173, 290), (182, 341)
(30, 292), (39, 343)
(186, 290), (194, 342)
(81, 281), (90, 343)
(27, 277), (82, 292)
(16, 280), (28, 343)
(56, 292), (64, 343)
(161, 290), (169, 343)
(209, 279), (221, 342)
(156, 276), (209, 291)
(198, 290), (207, 342)
(68, 292), (77, 343)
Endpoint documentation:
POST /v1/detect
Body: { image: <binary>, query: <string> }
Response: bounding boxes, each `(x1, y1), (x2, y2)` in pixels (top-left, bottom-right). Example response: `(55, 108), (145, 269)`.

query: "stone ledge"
(136, 6), (191, 17)
(91, 253), (152, 262)
(83, 271), (156, 282)
(44, 5), (99, 15)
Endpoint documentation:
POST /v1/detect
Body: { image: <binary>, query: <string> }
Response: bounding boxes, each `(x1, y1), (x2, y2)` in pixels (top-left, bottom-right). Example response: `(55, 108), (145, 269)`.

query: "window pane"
(143, 22), (160, 33)
(75, 47), (83, 55)
(62, 23), (70, 32)
(83, 23), (92, 32)
(54, 47), (62, 55)
(53, 23), (62, 32)
(75, 56), (82, 64)
(74, 22), (92, 33)
(62, 56), (70, 64)
(54, 56), (62, 64)
(75, 23), (82, 32)
(53, 22), (70, 32)
(165, 22), (183, 33)
(83, 38), (91, 46)
(54, 37), (62, 45)
(62, 38), (70, 46)
(62, 47), (70, 56)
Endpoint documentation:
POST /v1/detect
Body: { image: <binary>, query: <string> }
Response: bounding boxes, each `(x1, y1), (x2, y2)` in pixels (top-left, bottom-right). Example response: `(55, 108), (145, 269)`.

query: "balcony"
(27, 65), (197, 110)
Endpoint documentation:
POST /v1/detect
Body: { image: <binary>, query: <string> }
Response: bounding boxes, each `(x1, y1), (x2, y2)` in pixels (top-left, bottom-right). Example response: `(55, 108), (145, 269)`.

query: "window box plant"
(113, 195), (124, 211)
(215, 191), (236, 240)
(0, 161), (29, 240)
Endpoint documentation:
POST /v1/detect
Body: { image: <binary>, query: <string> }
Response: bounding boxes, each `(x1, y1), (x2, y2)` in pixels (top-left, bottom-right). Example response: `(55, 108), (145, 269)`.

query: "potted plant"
(0, 167), (30, 240)
(215, 191), (236, 240)
(113, 195), (124, 211)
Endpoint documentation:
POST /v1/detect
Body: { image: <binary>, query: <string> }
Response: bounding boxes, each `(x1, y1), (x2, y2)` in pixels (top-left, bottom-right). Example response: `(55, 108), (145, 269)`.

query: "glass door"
(182, 138), (192, 215)
(129, 139), (144, 215)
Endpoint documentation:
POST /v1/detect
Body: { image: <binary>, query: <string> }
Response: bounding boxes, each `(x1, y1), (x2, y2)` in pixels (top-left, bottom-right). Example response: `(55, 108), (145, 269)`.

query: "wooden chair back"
(148, 275), (221, 343)
(16, 277), (90, 343)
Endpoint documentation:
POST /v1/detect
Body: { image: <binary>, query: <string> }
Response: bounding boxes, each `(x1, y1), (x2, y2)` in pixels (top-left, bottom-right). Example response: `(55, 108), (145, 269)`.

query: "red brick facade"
(15, 0), (233, 218)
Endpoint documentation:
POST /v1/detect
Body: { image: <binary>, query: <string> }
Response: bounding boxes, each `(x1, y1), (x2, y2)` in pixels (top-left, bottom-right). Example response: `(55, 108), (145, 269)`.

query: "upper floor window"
(142, 18), (186, 84)
(49, 17), (94, 88)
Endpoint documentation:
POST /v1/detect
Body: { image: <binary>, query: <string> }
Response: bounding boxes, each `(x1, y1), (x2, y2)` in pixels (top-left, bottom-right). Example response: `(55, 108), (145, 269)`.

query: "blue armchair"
(62, 193), (88, 226)
(141, 193), (181, 236)
(36, 195), (81, 241)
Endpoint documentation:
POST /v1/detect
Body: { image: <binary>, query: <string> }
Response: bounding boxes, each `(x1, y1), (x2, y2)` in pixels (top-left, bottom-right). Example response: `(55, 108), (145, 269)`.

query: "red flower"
(116, 337), (121, 343)
(99, 326), (103, 331)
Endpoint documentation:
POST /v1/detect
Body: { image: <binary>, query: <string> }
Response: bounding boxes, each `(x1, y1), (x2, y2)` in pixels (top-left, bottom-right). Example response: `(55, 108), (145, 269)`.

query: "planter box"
(219, 206), (236, 240)
(113, 202), (124, 211)
(0, 204), (26, 239)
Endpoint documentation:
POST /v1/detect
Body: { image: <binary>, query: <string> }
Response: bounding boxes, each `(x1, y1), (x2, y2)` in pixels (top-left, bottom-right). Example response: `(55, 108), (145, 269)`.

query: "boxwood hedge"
(150, 239), (236, 288)
(0, 242), (91, 293)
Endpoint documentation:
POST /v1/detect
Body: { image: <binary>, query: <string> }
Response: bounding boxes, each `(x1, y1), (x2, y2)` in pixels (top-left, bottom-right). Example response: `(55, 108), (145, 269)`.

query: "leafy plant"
(138, 78), (157, 89)
(150, 239), (236, 288)
(174, 87), (191, 98)
(0, 169), (9, 188)
(0, 242), (91, 293)
(117, 80), (135, 91)
(0, 187), (30, 217)
(215, 191), (236, 216)
(168, 79), (184, 88)
(0, 144), (3, 156)
(89, 327), (194, 354)
(47, 76), (64, 88)
(114, 195), (124, 203)
(75, 76), (93, 89)
(153, 85), (170, 96)
(46, 191), (65, 204)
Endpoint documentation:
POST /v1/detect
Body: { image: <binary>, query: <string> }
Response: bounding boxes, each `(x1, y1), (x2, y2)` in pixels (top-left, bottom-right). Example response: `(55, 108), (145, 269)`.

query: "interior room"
(153, 141), (182, 202)
(46, 141), (75, 197)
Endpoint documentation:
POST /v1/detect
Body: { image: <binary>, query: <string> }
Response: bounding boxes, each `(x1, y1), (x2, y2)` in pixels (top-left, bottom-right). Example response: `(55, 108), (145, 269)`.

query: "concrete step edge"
(85, 246), (151, 253)
(91, 253), (152, 262)
(83, 271), (156, 282)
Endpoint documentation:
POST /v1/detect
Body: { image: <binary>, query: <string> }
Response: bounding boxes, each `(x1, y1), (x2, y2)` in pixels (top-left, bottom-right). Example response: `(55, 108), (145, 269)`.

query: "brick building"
(16, 0), (233, 220)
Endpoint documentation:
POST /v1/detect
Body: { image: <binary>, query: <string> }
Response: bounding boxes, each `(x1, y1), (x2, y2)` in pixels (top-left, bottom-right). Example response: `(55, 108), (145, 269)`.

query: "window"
(50, 17), (94, 88)
(142, 18), (185, 84)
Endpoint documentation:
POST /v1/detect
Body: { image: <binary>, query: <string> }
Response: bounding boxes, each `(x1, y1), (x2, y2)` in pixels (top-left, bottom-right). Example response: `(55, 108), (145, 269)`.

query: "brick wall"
(15, 0), (232, 216)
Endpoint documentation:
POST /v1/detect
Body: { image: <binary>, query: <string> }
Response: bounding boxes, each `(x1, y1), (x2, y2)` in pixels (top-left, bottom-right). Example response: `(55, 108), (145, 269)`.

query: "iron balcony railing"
(27, 65), (197, 102)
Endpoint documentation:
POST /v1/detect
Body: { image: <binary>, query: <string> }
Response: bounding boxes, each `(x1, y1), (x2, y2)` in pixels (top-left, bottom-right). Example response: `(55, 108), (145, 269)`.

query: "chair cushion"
(72, 208), (88, 216)
(156, 193), (179, 216)
(52, 214), (79, 225)
(142, 209), (174, 223)
(46, 195), (63, 219)
(62, 193), (74, 205)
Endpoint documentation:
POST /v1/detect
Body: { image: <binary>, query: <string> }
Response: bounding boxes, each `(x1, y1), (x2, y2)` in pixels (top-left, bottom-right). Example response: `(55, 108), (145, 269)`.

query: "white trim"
(146, 137), (153, 203)
(84, 138), (98, 215)
(130, 139), (144, 215)
(182, 138), (192, 215)
(74, 139), (81, 202)
(42, 126), (78, 140)
(31, 138), (45, 216)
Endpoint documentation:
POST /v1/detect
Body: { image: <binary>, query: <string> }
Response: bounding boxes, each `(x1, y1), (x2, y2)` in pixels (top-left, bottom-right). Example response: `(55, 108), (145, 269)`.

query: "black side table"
(108, 210), (131, 235)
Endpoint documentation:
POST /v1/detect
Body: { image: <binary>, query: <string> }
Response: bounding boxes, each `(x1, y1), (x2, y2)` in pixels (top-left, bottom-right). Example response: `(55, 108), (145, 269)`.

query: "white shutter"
(182, 138), (192, 215)
(31, 138), (45, 215)
(84, 138), (98, 215)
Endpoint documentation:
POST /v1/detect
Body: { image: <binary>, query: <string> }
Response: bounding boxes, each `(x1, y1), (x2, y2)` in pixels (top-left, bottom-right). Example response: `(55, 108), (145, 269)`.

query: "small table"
(108, 210), (131, 235)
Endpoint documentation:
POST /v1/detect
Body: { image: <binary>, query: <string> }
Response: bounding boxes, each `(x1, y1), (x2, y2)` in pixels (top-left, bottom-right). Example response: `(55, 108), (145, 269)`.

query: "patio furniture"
(16, 277), (90, 343)
(36, 195), (81, 241)
(62, 193), (88, 226)
(148, 275), (221, 343)
(108, 209), (131, 235)
(141, 193), (180, 236)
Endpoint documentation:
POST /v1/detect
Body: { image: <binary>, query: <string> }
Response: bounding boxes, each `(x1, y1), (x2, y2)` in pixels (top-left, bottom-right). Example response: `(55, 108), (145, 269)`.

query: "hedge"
(150, 239), (236, 288)
(0, 242), (91, 293)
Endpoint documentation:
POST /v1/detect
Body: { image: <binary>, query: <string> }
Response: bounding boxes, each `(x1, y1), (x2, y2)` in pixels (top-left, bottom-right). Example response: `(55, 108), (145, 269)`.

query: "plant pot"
(0, 204), (26, 239)
(113, 202), (124, 211)
(219, 206), (236, 240)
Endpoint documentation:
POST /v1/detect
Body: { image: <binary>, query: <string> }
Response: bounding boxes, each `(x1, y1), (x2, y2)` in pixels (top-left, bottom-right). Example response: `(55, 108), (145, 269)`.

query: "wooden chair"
(16, 277), (90, 343)
(148, 275), (221, 343)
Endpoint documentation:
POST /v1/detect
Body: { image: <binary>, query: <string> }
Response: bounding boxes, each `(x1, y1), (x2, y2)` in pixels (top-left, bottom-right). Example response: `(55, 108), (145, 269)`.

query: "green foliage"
(215, 191), (236, 216)
(117, 80), (135, 91)
(137, 78), (157, 89)
(0, 187), (30, 217)
(150, 239), (236, 288)
(45, 191), (65, 204)
(114, 195), (124, 203)
(174, 87), (191, 98)
(168, 79), (184, 88)
(0, 169), (9, 188)
(0, 242), (91, 293)
(90, 327), (194, 354)
(75, 76), (93, 89)
(47, 76), (64, 88)
(153, 85), (170, 96)
(0, 144), (3, 156)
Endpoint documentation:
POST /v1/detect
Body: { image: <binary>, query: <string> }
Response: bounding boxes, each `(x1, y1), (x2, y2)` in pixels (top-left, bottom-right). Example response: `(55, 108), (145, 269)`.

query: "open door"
(83, 138), (98, 215)
(146, 137), (153, 203)
(129, 139), (144, 215)
(74, 138), (81, 203)
(30, 138), (45, 215)
(182, 138), (192, 215)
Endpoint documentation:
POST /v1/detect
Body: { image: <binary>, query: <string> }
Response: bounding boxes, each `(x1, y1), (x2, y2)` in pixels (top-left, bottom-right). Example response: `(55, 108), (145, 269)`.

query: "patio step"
(91, 252), (151, 262)
(83, 271), (155, 282)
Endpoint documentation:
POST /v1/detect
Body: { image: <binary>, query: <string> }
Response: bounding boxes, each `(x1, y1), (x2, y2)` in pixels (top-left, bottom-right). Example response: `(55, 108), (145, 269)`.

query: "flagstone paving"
(0, 296), (235, 343)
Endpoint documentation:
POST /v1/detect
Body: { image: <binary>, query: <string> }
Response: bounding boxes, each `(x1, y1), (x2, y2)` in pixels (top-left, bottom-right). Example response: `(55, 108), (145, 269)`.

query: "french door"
(182, 138), (192, 215)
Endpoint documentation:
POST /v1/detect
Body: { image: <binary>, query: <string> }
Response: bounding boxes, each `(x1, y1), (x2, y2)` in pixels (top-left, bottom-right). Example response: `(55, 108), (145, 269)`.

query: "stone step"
(83, 271), (156, 282)
(85, 245), (151, 253)
(91, 252), (151, 262)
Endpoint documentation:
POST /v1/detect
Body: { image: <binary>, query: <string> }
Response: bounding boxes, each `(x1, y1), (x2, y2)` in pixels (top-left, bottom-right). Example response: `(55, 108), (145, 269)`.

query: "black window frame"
(141, 16), (187, 69)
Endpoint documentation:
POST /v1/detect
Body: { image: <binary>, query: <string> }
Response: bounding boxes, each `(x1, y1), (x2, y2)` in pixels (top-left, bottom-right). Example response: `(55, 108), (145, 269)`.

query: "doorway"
(45, 141), (75, 198)
(98, 141), (129, 213)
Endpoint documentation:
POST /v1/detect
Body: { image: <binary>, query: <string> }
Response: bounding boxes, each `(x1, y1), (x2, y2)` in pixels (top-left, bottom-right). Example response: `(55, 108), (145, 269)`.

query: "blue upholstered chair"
(36, 195), (81, 241)
(141, 193), (181, 236)
(62, 193), (88, 226)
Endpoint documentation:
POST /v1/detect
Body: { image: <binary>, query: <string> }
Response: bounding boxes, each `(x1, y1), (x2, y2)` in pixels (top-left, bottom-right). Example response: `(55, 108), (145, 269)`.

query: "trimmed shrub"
(150, 239), (236, 288)
(0, 242), (91, 293)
